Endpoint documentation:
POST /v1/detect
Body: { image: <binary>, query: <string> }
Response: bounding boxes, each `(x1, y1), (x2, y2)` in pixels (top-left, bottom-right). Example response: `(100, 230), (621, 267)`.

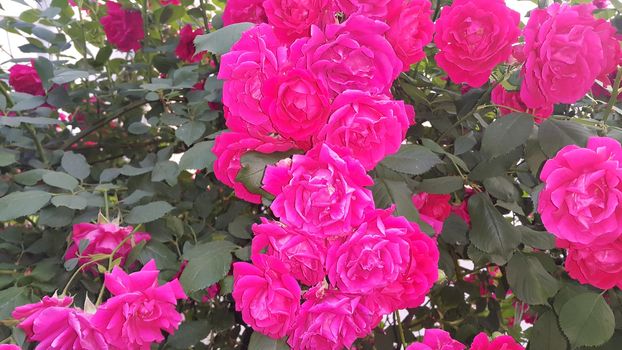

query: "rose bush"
(0, 0), (622, 349)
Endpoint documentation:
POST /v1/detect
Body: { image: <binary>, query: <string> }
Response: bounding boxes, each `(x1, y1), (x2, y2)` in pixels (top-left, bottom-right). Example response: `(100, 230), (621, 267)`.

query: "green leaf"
(166, 320), (211, 349)
(10, 95), (45, 111)
(517, 226), (556, 250)
(38, 206), (73, 228)
(482, 176), (519, 202)
(137, 241), (178, 269)
(50, 70), (90, 84)
(151, 161), (180, 186)
(481, 113), (534, 158)
(248, 332), (289, 350)
(42, 171), (79, 191)
(0, 286), (31, 319)
(440, 213), (469, 245)
(61, 151), (91, 180)
(559, 292), (615, 348)
(507, 252), (559, 305)
(528, 310), (569, 350)
(179, 141), (216, 170)
(468, 193), (520, 264)
(236, 152), (293, 196)
(194, 22), (254, 55)
(180, 240), (237, 292)
(381, 144), (442, 176)
(372, 171), (418, 222)
(417, 176), (464, 194)
(51, 194), (88, 210)
(538, 118), (597, 157)
(33, 57), (54, 91)
(119, 165), (153, 176)
(454, 132), (477, 155)
(176, 121), (206, 146)
(0, 190), (51, 221)
(13, 169), (47, 186)
(126, 201), (174, 224)
(228, 215), (254, 239)
(0, 148), (17, 166)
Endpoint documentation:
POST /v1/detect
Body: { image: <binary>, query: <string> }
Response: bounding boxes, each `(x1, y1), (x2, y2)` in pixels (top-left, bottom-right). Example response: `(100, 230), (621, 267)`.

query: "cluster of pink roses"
(538, 137), (622, 290)
(406, 329), (524, 350)
(10, 223), (187, 349)
(213, 0), (441, 348)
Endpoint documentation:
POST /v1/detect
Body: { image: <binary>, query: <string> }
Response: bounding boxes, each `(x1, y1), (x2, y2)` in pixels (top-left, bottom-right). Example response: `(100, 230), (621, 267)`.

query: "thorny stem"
(394, 311), (407, 349)
(603, 66), (622, 125)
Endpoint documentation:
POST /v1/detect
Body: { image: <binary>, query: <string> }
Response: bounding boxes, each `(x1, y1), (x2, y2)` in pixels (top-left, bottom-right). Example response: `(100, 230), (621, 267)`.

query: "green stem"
(603, 66), (622, 124)
(394, 311), (407, 349)
(25, 124), (48, 165)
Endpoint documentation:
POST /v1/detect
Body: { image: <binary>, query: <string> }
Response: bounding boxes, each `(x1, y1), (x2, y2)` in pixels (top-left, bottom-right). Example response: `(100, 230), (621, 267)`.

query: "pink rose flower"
(368, 209), (439, 311)
(385, 0), (434, 71)
(8, 63), (45, 96)
(560, 238), (622, 290)
(204, 283), (220, 301)
(491, 85), (553, 123)
(520, 3), (621, 108)
(219, 24), (287, 134)
(64, 222), (151, 270)
(232, 254), (301, 339)
(287, 289), (381, 350)
(289, 15), (401, 97)
(335, 0), (401, 19)
(92, 260), (187, 349)
(264, 0), (335, 42)
(160, 0), (180, 5)
(212, 131), (296, 204)
(406, 328), (465, 350)
(29, 308), (107, 350)
(538, 137), (622, 245)
(251, 219), (327, 286)
(260, 67), (331, 149)
(263, 144), (374, 237)
(451, 195), (472, 226)
(0, 345), (20, 350)
(434, 0), (520, 87)
(100, 1), (144, 52)
(12, 296), (73, 338)
(317, 90), (414, 170)
(222, 0), (267, 26)
(470, 333), (524, 350)
(175, 25), (205, 63)
(594, 0), (609, 8)
(412, 193), (452, 234)
(326, 207), (436, 300)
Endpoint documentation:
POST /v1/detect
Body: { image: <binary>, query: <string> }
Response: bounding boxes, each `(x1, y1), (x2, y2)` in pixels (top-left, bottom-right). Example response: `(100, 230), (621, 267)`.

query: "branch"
(61, 99), (149, 150)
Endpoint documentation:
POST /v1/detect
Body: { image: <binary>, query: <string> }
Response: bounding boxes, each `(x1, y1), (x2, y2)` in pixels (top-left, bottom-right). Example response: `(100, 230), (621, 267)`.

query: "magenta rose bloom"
(434, 0), (520, 87)
(100, 1), (144, 52)
(412, 192), (452, 234)
(159, 0), (180, 5)
(289, 15), (401, 97)
(470, 333), (524, 350)
(12, 296), (74, 338)
(92, 260), (187, 349)
(520, 3), (621, 108)
(317, 90), (414, 170)
(406, 329), (466, 350)
(0, 345), (20, 350)
(8, 63), (45, 96)
(175, 25), (205, 63)
(538, 137), (622, 245)
(29, 308), (107, 350)
(354, 208), (438, 311)
(232, 254), (301, 339)
(64, 222), (151, 270)
(491, 85), (553, 123)
(251, 219), (327, 286)
(386, 0), (434, 71)
(212, 131), (296, 204)
(263, 144), (374, 237)
(559, 238), (622, 290)
(326, 208), (418, 295)
(219, 24), (286, 134)
(287, 288), (382, 350)
(261, 67), (331, 149)
(222, 0), (267, 26)
(335, 0), (401, 19)
(263, 0), (335, 42)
